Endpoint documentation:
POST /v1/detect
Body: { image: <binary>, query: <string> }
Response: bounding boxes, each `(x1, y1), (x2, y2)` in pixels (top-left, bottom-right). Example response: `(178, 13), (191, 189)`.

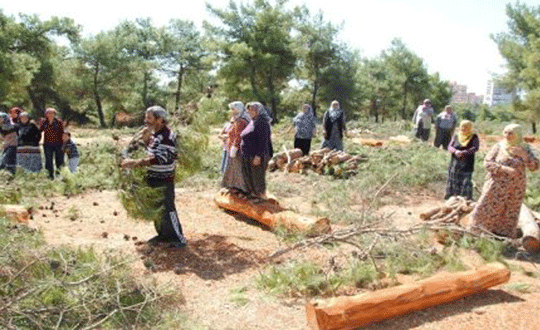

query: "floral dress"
(470, 142), (539, 237)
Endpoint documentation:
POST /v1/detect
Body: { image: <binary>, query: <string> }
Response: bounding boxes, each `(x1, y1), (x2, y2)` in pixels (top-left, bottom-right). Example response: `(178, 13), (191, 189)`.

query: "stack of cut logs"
(419, 196), (475, 224)
(268, 148), (368, 178)
(420, 196), (540, 254)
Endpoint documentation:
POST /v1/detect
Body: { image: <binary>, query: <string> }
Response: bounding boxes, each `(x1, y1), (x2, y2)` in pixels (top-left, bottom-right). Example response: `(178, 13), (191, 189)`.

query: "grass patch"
(0, 217), (185, 329)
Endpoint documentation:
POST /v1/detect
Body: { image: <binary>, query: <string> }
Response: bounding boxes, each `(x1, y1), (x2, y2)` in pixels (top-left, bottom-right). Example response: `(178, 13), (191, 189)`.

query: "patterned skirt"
(17, 146), (42, 173)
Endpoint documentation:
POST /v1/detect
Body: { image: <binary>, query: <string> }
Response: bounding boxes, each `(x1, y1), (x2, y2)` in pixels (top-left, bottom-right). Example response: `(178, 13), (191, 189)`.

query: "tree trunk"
(93, 65), (107, 128)
(142, 71), (149, 108)
(518, 204), (540, 253)
(306, 263), (510, 330)
(174, 66), (184, 114)
(214, 192), (331, 235)
(532, 121), (537, 135)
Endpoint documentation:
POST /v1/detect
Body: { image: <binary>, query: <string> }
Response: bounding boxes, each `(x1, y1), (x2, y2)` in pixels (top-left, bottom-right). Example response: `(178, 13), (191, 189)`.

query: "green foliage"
(0, 217), (182, 329)
(458, 235), (505, 263)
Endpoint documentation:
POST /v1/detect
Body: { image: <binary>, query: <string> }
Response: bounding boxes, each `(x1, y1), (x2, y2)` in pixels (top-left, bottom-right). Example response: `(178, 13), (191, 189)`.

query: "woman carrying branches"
(444, 120), (479, 200)
(468, 124), (539, 237)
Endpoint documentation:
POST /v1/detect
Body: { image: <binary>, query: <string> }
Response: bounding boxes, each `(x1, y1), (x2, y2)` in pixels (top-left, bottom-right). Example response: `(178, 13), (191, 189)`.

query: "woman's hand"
(510, 146), (529, 162)
(121, 159), (138, 169)
(253, 156), (261, 166)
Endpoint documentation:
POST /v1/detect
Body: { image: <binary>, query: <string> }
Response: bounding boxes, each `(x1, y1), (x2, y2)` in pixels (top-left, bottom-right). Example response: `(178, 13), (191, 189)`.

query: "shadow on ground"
(135, 234), (268, 280)
(360, 289), (524, 330)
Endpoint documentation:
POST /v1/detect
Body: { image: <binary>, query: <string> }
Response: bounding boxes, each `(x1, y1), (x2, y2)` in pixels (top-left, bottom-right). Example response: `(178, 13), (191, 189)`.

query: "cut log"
(518, 204), (540, 253)
(0, 205), (32, 224)
(214, 192), (331, 235)
(306, 263), (510, 330)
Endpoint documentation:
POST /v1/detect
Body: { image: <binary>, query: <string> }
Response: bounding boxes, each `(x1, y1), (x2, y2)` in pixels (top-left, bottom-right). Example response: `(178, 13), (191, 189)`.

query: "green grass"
(0, 217), (185, 329)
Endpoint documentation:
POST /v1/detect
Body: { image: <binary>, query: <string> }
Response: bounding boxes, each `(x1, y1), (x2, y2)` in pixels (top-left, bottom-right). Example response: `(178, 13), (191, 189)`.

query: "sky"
(1, 0), (533, 95)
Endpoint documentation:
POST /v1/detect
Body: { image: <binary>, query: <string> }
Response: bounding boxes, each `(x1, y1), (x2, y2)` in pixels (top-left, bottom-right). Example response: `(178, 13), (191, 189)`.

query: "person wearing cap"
(39, 108), (65, 178)
(16, 112), (42, 173)
(121, 105), (186, 248)
(0, 111), (18, 174)
(412, 99), (434, 142)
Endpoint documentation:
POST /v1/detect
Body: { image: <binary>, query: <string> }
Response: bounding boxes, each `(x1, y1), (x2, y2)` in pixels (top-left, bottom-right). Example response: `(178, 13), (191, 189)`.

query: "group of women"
(0, 107), (65, 178)
(220, 101), (273, 201)
(444, 120), (539, 239)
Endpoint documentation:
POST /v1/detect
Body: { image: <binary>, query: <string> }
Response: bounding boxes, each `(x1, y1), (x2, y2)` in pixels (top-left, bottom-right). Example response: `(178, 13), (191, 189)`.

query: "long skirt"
(222, 151), (248, 193)
(147, 176), (186, 244)
(294, 137), (312, 155)
(434, 128), (453, 149)
(16, 146), (42, 173)
(444, 169), (473, 200)
(242, 154), (270, 196)
(415, 126), (430, 142)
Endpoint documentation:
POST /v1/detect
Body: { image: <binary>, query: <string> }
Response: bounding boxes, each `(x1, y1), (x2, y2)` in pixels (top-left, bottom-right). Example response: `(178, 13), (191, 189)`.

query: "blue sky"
(2, 0), (531, 95)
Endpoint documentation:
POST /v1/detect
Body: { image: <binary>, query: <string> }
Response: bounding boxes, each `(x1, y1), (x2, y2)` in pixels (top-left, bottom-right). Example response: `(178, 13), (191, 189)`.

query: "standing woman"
(321, 100), (347, 151)
(242, 102), (273, 200)
(16, 112), (42, 173)
(292, 104), (317, 155)
(444, 120), (479, 200)
(434, 105), (458, 149)
(468, 124), (539, 237)
(221, 101), (251, 195)
(39, 108), (65, 179)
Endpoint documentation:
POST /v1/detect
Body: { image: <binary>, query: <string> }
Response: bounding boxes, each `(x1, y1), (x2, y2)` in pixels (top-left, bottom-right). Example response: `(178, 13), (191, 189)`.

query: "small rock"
(101, 232), (108, 238)
(132, 236), (138, 241)
(49, 260), (60, 270)
(42, 214), (47, 217)
(100, 220), (105, 224)
(93, 202), (99, 206)
(174, 266), (183, 275)
(123, 234), (130, 241)
(113, 210), (118, 216)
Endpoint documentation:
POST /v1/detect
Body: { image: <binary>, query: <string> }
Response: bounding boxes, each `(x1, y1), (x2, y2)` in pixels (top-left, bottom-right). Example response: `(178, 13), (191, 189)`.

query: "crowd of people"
(412, 98), (539, 240)
(0, 107), (79, 178)
(3, 98), (538, 246)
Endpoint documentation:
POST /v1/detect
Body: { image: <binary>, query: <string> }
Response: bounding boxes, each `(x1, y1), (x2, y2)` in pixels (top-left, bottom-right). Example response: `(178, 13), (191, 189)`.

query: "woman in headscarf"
(321, 100), (347, 151)
(242, 102), (273, 200)
(221, 101), (251, 195)
(444, 120), (479, 200)
(292, 104), (317, 155)
(16, 112), (42, 173)
(468, 124), (538, 237)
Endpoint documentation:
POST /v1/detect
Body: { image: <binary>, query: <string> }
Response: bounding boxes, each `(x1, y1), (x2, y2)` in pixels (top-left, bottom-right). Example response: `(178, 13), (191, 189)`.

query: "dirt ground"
(24, 132), (540, 330)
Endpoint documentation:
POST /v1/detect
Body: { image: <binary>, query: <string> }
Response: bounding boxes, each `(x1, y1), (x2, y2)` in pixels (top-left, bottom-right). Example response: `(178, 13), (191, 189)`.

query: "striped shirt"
(147, 126), (177, 179)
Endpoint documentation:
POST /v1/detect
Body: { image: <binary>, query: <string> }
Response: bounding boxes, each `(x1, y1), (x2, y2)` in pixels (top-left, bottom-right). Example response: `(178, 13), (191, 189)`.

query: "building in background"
(483, 80), (514, 107)
(449, 82), (483, 104)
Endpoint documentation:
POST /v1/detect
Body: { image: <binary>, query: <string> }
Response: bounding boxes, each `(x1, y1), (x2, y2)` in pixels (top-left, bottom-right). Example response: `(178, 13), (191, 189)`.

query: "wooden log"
(518, 204), (540, 253)
(419, 206), (442, 221)
(0, 205), (32, 224)
(306, 263), (510, 330)
(214, 192), (331, 235)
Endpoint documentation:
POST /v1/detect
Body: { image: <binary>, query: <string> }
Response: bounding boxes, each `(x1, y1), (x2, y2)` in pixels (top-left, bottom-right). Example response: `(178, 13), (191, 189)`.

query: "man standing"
(434, 105), (458, 150)
(121, 106), (186, 248)
(412, 99), (434, 142)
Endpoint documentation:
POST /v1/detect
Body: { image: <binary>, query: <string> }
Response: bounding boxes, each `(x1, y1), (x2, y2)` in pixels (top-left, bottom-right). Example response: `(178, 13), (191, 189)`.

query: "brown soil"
(24, 131), (540, 330)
